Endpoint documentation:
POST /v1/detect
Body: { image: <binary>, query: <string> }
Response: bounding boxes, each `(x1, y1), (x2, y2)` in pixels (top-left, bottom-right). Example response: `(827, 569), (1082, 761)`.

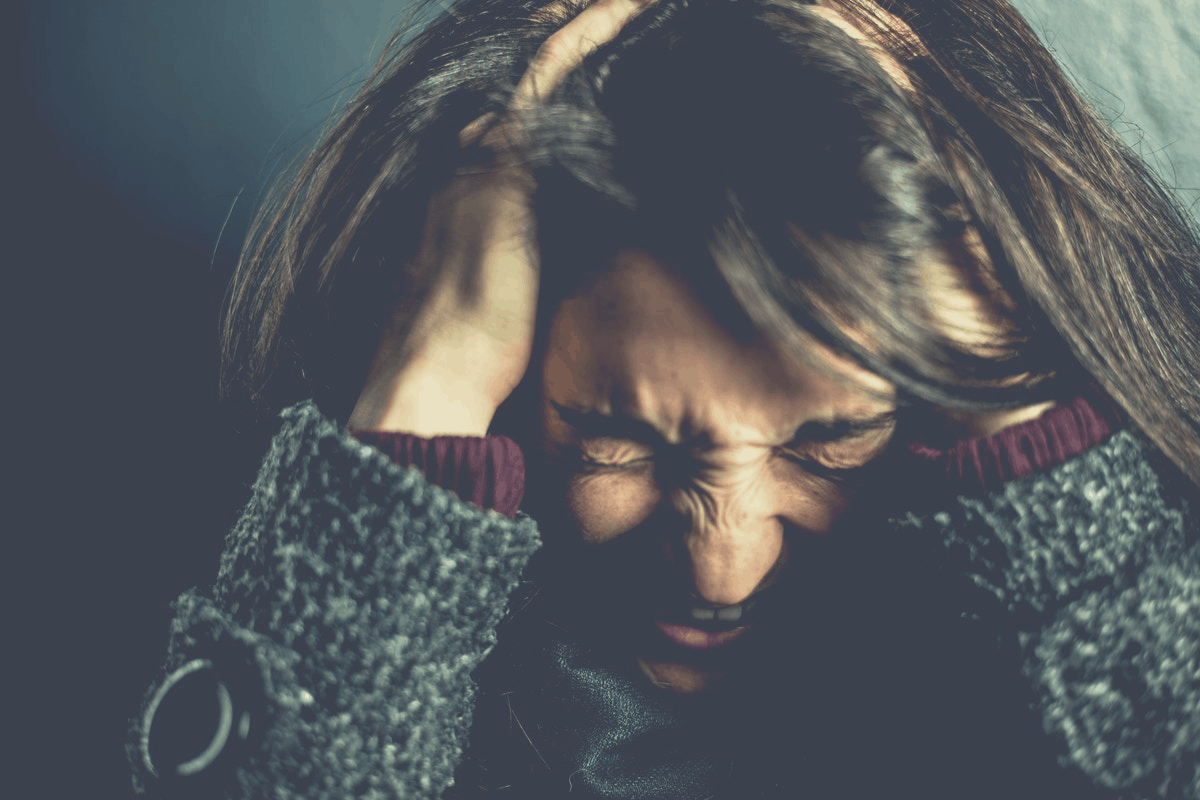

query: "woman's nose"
(682, 512), (785, 607)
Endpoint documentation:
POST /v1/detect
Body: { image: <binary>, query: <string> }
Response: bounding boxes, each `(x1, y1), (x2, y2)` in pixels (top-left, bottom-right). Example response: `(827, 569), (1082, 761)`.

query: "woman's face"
(535, 249), (898, 692)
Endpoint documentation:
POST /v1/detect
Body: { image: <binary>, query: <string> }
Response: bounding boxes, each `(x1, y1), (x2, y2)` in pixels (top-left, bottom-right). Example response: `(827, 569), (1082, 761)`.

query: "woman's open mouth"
(626, 595), (773, 692)
(649, 594), (761, 650)
(638, 605), (758, 692)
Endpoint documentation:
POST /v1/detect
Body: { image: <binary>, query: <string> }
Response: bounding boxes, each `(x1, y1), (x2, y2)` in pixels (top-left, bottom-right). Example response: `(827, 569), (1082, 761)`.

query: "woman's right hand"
(347, 0), (655, 436)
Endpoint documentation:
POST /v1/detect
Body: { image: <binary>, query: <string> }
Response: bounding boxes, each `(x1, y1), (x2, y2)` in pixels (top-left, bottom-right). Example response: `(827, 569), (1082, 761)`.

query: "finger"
(513, 0), (657, 107)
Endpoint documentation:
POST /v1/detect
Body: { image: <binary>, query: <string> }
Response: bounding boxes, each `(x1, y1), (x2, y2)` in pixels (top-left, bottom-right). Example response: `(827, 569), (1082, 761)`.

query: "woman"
(131, 0), (1200, 797)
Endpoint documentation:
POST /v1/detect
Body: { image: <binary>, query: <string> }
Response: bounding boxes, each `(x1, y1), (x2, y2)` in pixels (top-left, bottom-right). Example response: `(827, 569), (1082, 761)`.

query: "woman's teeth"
(691, 597), (753, 623)
(690, 604), (744, 623)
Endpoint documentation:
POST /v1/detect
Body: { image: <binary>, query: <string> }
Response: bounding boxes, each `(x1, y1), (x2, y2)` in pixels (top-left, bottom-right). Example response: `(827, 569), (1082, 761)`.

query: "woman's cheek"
(767, 458), (852, 535)
(567, 467), (661, 544)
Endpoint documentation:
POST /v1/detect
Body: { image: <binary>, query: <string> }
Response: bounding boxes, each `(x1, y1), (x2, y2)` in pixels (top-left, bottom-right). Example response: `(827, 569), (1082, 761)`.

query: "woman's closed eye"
(774, 433), (892, 483)
(574, 440), (656, 471)
(574, 442), (878, 486)
(775, 450), (871, 483)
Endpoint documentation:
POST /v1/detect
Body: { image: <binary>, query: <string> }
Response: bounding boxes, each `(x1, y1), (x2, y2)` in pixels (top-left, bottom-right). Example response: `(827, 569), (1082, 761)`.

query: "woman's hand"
(348, 0), (656, 436)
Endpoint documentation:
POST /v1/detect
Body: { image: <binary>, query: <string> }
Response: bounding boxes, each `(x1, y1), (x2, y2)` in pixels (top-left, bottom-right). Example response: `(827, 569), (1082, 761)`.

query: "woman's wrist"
(348, 366), (496, 436)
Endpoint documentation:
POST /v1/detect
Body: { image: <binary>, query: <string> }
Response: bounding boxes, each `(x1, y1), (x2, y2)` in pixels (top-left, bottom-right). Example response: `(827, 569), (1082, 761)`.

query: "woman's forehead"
(542, 249), (895, 443)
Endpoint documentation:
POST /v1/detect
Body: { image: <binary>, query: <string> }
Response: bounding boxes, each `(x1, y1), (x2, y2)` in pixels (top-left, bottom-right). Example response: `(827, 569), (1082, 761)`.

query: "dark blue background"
(13, 1), (1197, 797)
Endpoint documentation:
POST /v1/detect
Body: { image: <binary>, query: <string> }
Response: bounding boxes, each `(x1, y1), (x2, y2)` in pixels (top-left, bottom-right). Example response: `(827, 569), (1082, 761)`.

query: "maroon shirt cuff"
(349, 431), (525, 518)
(907, 395), (1121, 492)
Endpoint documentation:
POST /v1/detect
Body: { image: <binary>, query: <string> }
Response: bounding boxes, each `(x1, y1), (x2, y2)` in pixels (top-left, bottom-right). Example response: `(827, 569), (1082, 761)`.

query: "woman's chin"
(636, 657), (725, 693)
(632, 622), (754, 693)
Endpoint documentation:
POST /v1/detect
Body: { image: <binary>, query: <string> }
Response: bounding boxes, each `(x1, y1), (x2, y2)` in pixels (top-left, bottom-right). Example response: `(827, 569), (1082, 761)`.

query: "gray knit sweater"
(130, 401), (1199, 799)
(894, 431), (1199, 798)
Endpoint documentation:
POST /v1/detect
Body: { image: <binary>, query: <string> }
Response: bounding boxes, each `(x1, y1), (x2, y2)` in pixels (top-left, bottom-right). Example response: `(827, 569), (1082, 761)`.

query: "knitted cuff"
(907, 395), (1120, 492)
(350, 432), (526, 517)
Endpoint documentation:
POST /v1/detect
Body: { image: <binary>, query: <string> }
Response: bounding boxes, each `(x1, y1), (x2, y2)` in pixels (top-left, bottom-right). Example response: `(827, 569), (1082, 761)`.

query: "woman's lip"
(655, 621), (748, 650)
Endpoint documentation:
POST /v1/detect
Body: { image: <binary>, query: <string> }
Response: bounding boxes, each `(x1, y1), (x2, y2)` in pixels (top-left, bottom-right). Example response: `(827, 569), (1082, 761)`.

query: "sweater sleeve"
(129, 401), (541, 800)
(894, 430), (1200, 799)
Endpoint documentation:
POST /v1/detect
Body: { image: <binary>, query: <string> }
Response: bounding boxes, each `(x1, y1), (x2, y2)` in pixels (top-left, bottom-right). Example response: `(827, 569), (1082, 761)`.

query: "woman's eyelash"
(778, 452), (867, 483)
(576, 452), (653, 472)
(576, 449), (864, 483)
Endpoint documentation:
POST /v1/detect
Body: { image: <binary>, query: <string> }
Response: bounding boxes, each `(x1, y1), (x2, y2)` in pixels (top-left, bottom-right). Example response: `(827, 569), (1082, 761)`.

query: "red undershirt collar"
(906, 394), (1121, 493)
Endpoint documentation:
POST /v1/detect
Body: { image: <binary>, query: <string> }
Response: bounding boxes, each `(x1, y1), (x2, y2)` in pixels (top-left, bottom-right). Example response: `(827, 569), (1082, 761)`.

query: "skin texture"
(538, 250), (900, 691)
(530, 242), (1053, 691)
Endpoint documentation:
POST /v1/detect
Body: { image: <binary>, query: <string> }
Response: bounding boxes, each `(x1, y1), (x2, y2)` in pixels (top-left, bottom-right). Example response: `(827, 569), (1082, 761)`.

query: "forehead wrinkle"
(616, 376), (686, 446)
(546, 250), (900, 453)
(633, 390), (795, 453)
(620, 339), (895, 449)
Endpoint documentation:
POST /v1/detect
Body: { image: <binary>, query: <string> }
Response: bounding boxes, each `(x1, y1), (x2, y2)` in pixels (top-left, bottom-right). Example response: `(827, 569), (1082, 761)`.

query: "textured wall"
(1009, 0), (1199, 215)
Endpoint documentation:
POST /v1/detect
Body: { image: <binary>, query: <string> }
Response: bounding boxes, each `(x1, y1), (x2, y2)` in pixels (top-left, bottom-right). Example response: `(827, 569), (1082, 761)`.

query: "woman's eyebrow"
(551, 401), (667, 443)
(552, 401), (894, 445)
(785, 411), (897, 445)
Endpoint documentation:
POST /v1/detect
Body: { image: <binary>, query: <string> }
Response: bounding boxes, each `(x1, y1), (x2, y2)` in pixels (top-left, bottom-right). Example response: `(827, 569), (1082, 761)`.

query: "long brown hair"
(220, 0), (1200, 485)
(865, 0), (1200, 483)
